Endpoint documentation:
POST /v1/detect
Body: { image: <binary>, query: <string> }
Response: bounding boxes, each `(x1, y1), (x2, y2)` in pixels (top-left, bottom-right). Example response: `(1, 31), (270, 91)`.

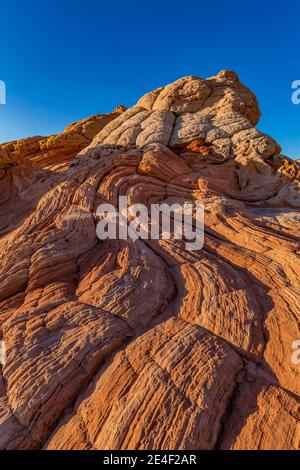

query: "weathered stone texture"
(0, 72), (299, 450)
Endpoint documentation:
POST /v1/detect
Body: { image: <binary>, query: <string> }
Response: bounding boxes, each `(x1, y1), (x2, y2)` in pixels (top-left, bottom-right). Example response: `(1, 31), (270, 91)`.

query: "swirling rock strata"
(0, 71), (299, 450)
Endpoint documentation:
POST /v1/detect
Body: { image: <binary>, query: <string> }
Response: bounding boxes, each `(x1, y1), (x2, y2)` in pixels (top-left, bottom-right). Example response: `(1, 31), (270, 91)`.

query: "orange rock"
(0, 72), (299, 450)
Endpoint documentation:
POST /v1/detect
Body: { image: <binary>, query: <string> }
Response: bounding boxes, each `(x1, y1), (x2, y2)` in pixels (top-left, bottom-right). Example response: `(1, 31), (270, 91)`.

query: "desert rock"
(0, 71), (299, 450)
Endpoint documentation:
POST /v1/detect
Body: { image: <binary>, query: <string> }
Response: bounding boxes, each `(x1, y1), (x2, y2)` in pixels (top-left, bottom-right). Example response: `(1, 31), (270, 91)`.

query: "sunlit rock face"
(0, 71), (299, 450)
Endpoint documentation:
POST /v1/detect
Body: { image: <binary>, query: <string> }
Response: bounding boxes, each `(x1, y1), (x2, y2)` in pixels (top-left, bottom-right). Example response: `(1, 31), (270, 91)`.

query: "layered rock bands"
(0, 71), (299, 450)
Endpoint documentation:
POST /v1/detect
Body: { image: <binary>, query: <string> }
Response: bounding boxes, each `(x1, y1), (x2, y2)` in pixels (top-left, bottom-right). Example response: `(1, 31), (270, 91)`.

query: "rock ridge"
(0, 71), (299, 450)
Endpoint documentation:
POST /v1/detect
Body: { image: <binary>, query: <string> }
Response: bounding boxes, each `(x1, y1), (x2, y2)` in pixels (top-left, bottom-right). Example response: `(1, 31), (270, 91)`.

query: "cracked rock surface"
(0, 71), (299, 450)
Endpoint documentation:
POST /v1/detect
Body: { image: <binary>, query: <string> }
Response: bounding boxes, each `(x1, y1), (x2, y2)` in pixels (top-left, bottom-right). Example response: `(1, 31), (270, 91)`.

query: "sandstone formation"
(0, 71), (299, 450)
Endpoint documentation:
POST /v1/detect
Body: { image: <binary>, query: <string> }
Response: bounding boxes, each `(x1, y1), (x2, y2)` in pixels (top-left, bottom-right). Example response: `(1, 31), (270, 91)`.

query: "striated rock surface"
(0, 71), (299, 450)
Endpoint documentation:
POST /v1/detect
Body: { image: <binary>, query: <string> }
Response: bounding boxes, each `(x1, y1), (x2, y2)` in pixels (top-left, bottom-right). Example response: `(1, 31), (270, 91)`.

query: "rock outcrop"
(0, 71), (299, 450)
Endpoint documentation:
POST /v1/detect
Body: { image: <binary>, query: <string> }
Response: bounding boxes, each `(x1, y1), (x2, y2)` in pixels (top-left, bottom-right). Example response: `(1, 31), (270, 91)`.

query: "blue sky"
(0, 0), (299, 158)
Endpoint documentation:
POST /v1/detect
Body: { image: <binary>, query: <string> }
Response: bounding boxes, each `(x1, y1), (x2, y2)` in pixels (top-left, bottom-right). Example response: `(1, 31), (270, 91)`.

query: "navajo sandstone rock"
(0, 71), (299, 450)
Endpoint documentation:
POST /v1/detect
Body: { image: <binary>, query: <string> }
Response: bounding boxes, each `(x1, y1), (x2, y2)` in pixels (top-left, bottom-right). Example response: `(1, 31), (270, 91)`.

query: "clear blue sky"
(0, 0), (299, 158)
